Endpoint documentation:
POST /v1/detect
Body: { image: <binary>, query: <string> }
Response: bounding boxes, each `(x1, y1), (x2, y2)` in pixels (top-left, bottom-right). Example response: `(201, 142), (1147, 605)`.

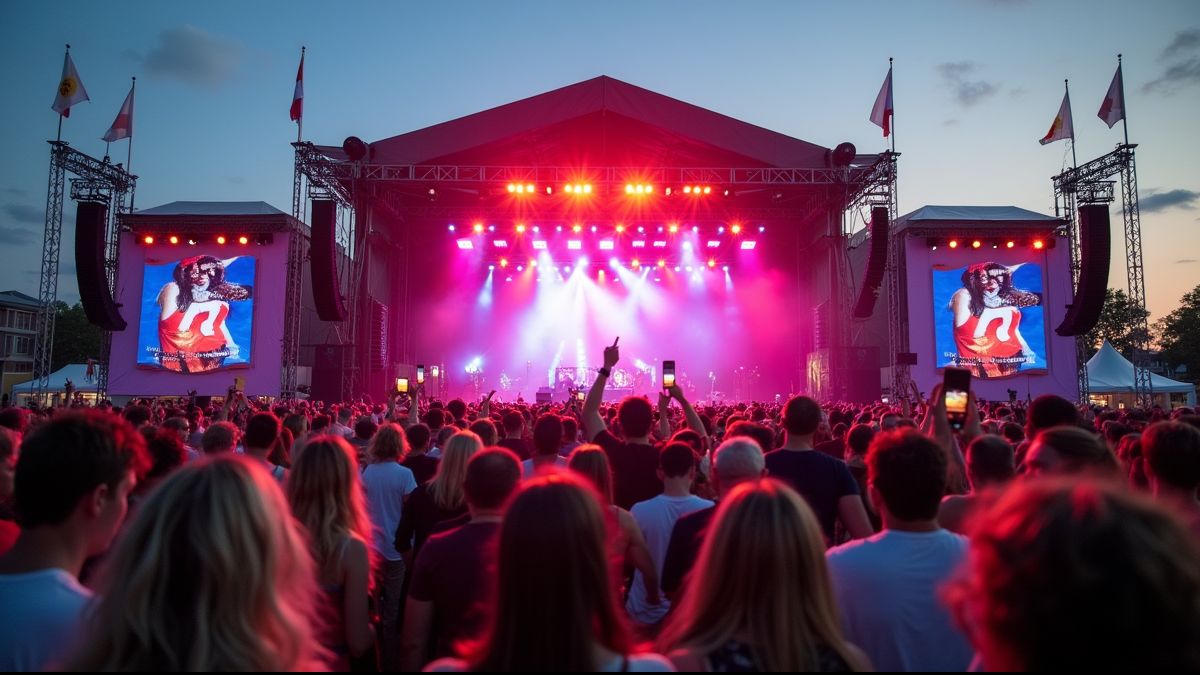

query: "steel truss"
(1052, 144), (1151, 406)
(34, 142), (135, 403)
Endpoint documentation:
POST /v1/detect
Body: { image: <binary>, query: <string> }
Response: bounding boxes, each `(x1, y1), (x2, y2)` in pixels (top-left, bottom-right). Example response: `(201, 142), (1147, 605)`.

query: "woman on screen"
(156, 256), (251, 373)
(949, 262), (1041, 378)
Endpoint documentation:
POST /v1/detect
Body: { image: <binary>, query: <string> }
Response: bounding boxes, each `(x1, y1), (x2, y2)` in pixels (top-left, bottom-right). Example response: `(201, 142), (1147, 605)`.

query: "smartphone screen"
(417, 366), (425, 384)
(577, 391), (585, 402)
(397, 378), (409, 394)
(663, 361), (676, 390)
(943, 367), (971, 430)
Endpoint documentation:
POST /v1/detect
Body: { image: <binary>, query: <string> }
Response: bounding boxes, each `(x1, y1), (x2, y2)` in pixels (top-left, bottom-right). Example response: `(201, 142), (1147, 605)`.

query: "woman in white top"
(426, 472), (673, 672)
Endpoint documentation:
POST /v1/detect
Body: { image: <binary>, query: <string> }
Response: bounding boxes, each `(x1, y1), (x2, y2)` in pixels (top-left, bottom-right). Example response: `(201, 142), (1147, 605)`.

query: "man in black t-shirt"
(496, 411), (532, 460)
(764, 396), (874, 544)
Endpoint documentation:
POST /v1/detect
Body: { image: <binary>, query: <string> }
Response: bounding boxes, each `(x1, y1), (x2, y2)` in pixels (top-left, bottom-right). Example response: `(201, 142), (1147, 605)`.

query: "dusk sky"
(1, 0), (1196, 319)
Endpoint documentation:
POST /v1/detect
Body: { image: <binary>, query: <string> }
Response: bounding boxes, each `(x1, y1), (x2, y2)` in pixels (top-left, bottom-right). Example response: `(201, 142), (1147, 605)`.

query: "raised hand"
(603, 337), (620, 370)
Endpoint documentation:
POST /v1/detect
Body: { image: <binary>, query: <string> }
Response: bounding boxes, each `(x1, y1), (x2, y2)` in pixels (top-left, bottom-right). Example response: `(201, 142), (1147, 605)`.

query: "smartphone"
(943, 367), (971, 431)
(417, 365), (425, 384)
(577, 391), (585, 402)
(663, 361), (676, 390)
(397, 378), (409, 394)
(234, 377), (245, 392)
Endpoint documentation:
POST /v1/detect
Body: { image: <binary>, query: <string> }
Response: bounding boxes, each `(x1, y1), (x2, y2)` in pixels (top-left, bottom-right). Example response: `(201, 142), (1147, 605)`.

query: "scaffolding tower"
(33, 141), (135, 403)
(1052, 144), (1152, 407)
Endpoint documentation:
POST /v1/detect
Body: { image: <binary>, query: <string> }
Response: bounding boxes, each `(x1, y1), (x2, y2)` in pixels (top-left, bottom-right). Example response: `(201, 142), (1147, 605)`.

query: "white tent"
(11, 364), (100, 396)
(1087, 341), (1196, 406)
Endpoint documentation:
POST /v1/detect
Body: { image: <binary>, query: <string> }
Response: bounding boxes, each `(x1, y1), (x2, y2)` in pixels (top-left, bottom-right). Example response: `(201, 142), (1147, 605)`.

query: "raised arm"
(669, 385), (708, 444)
(657, 392), (672, 440)
(583, 338), (620, 441)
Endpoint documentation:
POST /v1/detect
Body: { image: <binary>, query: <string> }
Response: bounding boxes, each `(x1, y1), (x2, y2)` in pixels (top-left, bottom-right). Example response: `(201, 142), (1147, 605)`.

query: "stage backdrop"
(109, 233), (288, 397)
(905, 235), (1077, 402)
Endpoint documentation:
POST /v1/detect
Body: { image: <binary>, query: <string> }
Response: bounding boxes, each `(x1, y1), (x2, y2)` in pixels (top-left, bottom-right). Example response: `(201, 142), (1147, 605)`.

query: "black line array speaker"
(310, 200), (348, 322)
(75, 201), (126, 331)
(852, 206), (890, 319)
(311, 344), (346, 404)
(1055, 204), (1111, 336)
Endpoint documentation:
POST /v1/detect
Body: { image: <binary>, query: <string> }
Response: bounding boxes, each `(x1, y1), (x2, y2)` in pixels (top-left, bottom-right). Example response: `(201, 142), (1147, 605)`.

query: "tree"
(50, 302), (104, 372)
(1155, 283), (1200, 385)
(1083, 288), (1151, 358)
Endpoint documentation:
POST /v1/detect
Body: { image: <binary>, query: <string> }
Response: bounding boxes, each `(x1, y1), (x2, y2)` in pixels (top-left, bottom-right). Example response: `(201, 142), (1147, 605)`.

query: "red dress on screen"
(954, 309), (1023, 378)
(158, 304), (229, 373)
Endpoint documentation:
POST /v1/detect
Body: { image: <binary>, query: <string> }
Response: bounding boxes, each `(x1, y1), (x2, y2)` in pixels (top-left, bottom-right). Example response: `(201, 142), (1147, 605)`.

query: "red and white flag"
(102, 82), (134, 142)
(1039, 90), (1074, 145)
(869, 67), (893, 137)
(51, 51), (90, 117)
(1097, 63), (1125, 128)
(290, 49), (304, 122)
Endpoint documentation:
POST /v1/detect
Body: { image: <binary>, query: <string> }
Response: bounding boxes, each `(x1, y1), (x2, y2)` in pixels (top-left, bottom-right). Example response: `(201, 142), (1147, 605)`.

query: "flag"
(290, 50), (304, 122)
(51, 51), (89, 117)
(101, 82), (134, 142)
(870, 67), (893, 137)
(1039, 90), (1074, 145)
(1097, 64), (1125, 128)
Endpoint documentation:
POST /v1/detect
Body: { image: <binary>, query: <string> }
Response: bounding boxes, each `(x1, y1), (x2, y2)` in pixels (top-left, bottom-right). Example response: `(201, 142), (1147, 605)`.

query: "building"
(0, 290), (39, 398)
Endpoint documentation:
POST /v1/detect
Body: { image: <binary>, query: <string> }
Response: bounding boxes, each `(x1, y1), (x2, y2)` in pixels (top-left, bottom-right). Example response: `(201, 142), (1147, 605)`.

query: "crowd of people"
(0, 340), (1198, 671)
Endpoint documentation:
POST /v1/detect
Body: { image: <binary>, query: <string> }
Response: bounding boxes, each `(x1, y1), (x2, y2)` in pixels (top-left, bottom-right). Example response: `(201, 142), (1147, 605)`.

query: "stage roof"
(892, 205), (1065, 235)
(134, 201), (289, 217)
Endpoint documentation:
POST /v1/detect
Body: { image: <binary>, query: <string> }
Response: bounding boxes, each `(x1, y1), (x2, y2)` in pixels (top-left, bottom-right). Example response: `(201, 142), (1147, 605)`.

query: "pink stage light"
(573, 224), (583, 233)
(652, 241), (667, 248)
(632, 240), (646, 248)
(730, 224), (742, 234)
(532, 240), (548, 250)
(567, 240), (582, 250)
(448, 224), (456, 232)
(740, 241), (757, 250)
(616, 224), (626, 233)
(706, 240), (720, 248)
(457, 239), (474, 250)
(493, 240), (508, 248)
(708, 259), (716, 268)
(599, 240), (615, 250)
(500, 258), (509, 268)
(668, 224), (679, 234)
(516, 224), (526, 233)
(473, 223), (485, 234)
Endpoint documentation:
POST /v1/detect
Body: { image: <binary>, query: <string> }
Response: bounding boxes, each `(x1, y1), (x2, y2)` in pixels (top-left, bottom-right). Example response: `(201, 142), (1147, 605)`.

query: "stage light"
(616, 224), (625, 233)
(931, 245), (938, 251)
(653, 241), (667, 248)
(516, 265), (524, 271)
(731, 224), (742, 234)
(572, 224), (582, 233)
(448, 224), (456, 232)
(683, 186), (691, 194)
(567, 240), (582, 250)
(526, 184), (535, 193)
(546, 186), (553, 195)
(500, 258), (508, 268)
(704, 186), (712, 194)
(556, 225), (563, 232)
(493, 240), (508, 248)
(143, 235), (154, 245)
(723, 265), (730, 272)
(488, 265), (495, 271)
(657, 259), (667, 268)
(217, 235), (227, 245)
(532, 240), (547, 250)
(579, 258), (589, 267)
(632, 240), (646, 248)
(488, 225), (496, 232)
(1006, 241), (1015, 249)
(740, 241), (757, 250)
(583, 184), (592, 194)
(564, 266), (571, 273)
(530, 260), (537, 267)
(431, 366), (440, 377)
(718, 226), (726, 234)
(591, 225), (598, 233)
(632, 259), (641, 269)
(238, 236), (250, 245)
(759, 226), (766, 233)
(692, 226), (700, 233)
(187, 239), (197, 246)
(474, 223), (484, 234)
(637, 226), (645, 233)
(665, 187), (673, 196)
(507, 184), (516, 193)
(610, 257), (619, 268)
(1033, 239), (1045, 250)
(532, 225), (540, 233)
(674, 266), (681, 272)
(599, 240), (615, 250)
(626, 184), (634, 194)
(457, 239), (474, 250)
(169, 236), (179, 245)
(505, 276), (513, 282)
(682, 241), (693, 251)
(708, 259), (716, 268)
(972, 240), (982, 249)
(669, 224), (679, 234)
(516, 224), (526, 233)
(707, 240), (720, 248)
(948, 240), (959, 249)
(685, 266), (693, 272)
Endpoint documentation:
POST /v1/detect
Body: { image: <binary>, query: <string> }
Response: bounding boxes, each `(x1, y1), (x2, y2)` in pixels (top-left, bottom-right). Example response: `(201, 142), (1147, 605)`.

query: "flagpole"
(889, 57), (895, 154)
(297, 46), (305, 144)
(56, 44), (69, 143)
(1066, 79), (1077, 170)
(1118, 54), (1129, 147)
(127, 77), (136, 212)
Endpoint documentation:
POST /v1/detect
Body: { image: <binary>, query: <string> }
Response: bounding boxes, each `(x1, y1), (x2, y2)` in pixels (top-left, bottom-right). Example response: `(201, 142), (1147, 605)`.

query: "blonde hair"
(368, 423), (407, 462)
(657, 479), (865, 672)
(428, 430), (482, 511)
(287, 435), (376, 589)
(568, 444), (614, 505)
(66, 455), (326, 671)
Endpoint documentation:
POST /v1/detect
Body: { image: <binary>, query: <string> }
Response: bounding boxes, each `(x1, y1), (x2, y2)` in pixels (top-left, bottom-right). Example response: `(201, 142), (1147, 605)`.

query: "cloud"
(1161, 28), (1200, 60)
(1144, 29), (1200, 94)
(1009, 87), (1027, 99)
(0, 226), (35, 245)
(937, 62), (999, 106)
(942, 119), (959, 127)
(1140, 189), (1198, 213)
(130, 25), (241, 87)
(3, 203), (43, 224)
(1177, 259), (1198, 264)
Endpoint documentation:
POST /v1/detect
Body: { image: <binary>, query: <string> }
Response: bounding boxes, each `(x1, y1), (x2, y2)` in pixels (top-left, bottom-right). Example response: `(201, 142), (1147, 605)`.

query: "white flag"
(102, 83), (134, 142)
(869, 67), (893, 137)
(51, 52), (90, 117)
(1097, 64), (1125, 129)
(1039, 90), (1074, 145)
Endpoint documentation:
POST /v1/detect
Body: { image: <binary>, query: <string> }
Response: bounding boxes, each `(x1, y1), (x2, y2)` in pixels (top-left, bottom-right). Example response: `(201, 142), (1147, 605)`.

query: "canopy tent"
(11, 364), (100, 395)
(1087, 341), (1196, 406)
